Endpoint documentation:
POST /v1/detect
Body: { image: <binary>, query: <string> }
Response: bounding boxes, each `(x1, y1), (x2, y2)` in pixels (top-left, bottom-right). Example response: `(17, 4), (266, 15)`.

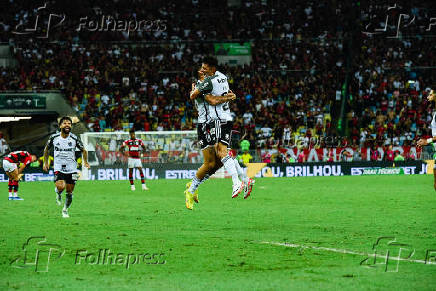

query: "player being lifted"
(183, 68), (235, 209)
(417, 89), (436, 190)
(120, 129), (149, 191)
(2, 150), (36, 200)
(187, 57), (254, 207)
(43, 116), (89, 218)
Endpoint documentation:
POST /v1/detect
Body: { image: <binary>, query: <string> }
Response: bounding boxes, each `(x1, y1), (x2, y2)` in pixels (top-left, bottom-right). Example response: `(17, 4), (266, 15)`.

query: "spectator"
(385, 145), (394, 162)
(238, 150), (253, 167)
(394, 151), (405, 161)
(0, 132), (9, 155)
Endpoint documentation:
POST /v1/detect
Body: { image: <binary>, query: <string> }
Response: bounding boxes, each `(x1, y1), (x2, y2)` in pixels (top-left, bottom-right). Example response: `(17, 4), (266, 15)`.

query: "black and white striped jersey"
(45, 132), (84, 173)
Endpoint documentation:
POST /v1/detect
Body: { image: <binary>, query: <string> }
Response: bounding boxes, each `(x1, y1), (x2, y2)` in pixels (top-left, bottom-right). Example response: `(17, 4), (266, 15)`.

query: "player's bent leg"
(128, 168), (135, 191)
(63, 183), (75, 218)
(187, 147), (215, 205)
(7, 169), (19, 182)
(137, 167), (148, 190)
(231, 158), (255, 199)
(12, 180), (22, 200)
(8, 179), (14, 200)
(55, 180), (65, 206)
(215, 142), (243, 198)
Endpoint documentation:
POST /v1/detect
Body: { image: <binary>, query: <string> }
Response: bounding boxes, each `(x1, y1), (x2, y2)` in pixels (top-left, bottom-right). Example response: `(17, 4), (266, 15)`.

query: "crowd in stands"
(2, 38), (345, 152)
(0, 0), (350, 42)
(348, 35), (436, 150)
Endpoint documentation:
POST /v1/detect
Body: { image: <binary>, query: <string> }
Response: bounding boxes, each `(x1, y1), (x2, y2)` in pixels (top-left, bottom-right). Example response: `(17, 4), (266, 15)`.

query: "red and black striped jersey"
(4, 151), (32, 165)
(122, 139), (145, 158)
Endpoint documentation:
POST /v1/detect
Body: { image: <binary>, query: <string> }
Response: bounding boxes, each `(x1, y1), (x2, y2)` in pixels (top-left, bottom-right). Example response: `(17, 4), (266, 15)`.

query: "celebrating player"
(2, 150), (36, 200)
(417, 89), (436, 190)
(187, 57), (254, 207)
(183, 68), (234, 209)
(43, 116), (89, 218)
(120, 129), (149, 191)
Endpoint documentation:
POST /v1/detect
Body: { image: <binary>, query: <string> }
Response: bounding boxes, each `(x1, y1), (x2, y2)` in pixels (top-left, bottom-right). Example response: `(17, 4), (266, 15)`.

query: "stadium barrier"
(246, 161), (428, 178)
(3, 161), (429, 182)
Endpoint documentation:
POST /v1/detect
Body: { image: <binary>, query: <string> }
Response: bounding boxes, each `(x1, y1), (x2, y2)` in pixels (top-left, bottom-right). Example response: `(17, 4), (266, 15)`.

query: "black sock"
(65, 193), (73, 209)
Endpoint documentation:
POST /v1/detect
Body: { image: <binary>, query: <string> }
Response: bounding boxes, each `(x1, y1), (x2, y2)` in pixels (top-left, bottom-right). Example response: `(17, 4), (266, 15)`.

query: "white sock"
(189, 176), (201, 194)
(200, 174), (210, 184)
(222, 155), (240, 185)
(13, 191), (18, 198)
(233, 158), (247, 181)
(9, 191), (12, 198)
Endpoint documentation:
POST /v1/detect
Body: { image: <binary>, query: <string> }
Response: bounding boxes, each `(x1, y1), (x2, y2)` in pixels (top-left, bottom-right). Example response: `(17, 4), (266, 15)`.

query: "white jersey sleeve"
(198, 71), (233, 122)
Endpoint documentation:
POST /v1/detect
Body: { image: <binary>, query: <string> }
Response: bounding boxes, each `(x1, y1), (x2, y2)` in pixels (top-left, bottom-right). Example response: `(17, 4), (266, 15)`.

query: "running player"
(43, 116), (89, 218)
(189, 56), (255, 201)
(417, 89), (436, 190)
(2, 150), (36, 200)
(120, 129), (149, 191)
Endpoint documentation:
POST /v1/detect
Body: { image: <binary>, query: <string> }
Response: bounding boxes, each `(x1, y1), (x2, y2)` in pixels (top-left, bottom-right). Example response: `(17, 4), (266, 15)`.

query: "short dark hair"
(59, 116), (72, 126)
(129, 128), (135, 134)
(202, 56), (218, 68)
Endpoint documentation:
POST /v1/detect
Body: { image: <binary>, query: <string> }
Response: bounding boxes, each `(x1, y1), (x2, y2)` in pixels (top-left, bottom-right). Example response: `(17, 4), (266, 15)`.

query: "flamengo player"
(417, 89), (435, 190)
(43, 116), (90, 218)
(120, 129), (149, 191)
(2, 151), (36, 200)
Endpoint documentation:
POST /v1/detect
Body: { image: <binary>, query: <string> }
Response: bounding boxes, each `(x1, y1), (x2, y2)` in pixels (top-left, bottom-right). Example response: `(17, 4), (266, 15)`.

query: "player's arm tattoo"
(204, 93), (235, 106)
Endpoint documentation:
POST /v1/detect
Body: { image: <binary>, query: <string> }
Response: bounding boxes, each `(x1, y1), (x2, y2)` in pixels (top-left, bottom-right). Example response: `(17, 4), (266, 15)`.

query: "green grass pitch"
(0, 175), (435, 290)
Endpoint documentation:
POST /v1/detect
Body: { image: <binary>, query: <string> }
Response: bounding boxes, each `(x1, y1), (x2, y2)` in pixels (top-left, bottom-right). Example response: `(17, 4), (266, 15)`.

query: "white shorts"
(128, 158), (143, 168)
(2, 160), (17, 173)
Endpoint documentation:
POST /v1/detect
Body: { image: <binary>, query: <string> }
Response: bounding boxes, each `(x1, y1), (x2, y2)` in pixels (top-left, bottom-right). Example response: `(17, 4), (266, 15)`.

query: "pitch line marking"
(260, 241), (431, 265)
